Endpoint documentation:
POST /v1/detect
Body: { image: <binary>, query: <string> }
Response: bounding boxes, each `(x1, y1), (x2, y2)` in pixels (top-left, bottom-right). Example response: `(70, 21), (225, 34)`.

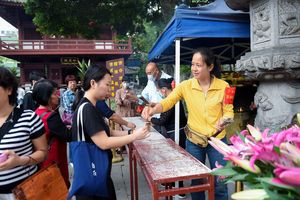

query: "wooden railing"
(0, 39), (132, 52)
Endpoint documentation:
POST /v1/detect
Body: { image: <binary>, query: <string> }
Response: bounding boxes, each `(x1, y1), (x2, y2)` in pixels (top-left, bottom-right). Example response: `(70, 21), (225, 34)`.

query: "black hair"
(32, 79), (58, 106)
(0, 67), (18, 106)
(82, 65), (111, 91)
(65, 74), (77, 84)
(29, 71), (44, 83)
(157, 78), (174, 90)
(193, 47), (221, 78)
(72, 89), (85, 111)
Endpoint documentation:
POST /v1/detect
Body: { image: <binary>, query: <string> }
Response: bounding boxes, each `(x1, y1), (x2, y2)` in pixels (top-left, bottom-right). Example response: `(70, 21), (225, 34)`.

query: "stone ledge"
(236, 46), (300, 80)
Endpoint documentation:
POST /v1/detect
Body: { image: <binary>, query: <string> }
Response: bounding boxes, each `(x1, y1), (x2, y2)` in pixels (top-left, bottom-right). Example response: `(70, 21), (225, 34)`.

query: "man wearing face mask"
(141, 62), (172, 105)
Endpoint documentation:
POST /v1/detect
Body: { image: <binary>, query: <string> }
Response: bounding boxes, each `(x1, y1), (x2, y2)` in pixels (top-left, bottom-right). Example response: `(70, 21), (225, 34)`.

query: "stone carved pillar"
(225, 0), (300, 132)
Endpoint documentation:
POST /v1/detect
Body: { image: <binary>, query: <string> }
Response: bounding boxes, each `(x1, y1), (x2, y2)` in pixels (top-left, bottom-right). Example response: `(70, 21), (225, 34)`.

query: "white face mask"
(122, 82), (128, 89)
(147, 74), (155, 82)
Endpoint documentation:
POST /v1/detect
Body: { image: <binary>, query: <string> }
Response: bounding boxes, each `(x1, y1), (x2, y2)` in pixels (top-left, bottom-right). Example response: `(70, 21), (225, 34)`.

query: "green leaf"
(273, 146), (280, 154)
(259, 178), (299, 192)
(236, 131), (246, 142)
(230, 173), (249, 181)
(260, 181), (297, 200)
(211, 167), (237, 176)
(77, 59), (90, 81)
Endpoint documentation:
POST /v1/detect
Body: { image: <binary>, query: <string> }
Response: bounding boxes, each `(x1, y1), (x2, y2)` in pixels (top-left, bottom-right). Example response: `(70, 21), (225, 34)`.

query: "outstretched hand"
(215, 118), (233, 132)
(133, 125), (151, 140)
(141, 106), (152, 121)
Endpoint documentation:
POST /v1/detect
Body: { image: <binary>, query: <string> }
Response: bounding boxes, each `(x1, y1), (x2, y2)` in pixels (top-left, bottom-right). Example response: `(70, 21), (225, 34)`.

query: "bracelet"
(24, 155), (38, 166)
(128, 129), (132, 135)
(24, 156), (31, 166)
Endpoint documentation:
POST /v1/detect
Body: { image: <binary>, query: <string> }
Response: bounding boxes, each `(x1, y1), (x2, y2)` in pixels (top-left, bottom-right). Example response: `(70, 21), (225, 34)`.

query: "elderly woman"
(61, 75), (77, 125)
(0, 67), (47, 199)
(72, 65), (150, 200)
(33, 79), (72, 186)
(142, 48), (234, 200)
(115, 76), (137, 118)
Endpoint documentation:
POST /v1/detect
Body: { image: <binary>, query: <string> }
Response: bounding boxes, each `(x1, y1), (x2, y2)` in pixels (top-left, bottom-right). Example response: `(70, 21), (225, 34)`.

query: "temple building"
(0, 0), (132, 84)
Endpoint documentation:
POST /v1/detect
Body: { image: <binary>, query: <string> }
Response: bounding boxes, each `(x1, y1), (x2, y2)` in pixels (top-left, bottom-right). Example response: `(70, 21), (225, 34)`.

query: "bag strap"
(38, 111), (55, 146)
(40, 111), (50, 119)
(0, 107), (23, 142)
(76, 102), (88, 141)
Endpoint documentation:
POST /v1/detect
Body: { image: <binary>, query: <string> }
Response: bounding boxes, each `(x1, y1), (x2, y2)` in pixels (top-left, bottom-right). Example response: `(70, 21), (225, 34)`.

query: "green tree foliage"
(24, 0), (196, 39)
(24, 0), (161, 38)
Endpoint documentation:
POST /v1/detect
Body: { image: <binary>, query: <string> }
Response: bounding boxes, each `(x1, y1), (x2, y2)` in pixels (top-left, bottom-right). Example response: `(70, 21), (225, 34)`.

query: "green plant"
(77, 59), (90, 82)
(9, 66), (19, 77)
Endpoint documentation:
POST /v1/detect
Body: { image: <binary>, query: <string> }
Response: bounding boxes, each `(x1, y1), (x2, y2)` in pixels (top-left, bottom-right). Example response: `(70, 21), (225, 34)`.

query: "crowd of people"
(0, 47), (235, 200)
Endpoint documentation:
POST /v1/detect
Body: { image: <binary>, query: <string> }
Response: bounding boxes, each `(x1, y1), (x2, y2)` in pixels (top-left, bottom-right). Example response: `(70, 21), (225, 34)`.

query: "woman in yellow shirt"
(142, 47), (233, 200)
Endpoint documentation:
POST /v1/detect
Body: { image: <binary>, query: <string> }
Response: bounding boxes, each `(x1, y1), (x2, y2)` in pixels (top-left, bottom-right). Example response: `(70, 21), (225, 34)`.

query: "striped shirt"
(0, 109), (45, 193)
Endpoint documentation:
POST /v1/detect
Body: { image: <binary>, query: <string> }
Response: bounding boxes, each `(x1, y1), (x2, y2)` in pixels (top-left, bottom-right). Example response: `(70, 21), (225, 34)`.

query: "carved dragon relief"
(254, 91), (293, 131)
(254, 92), (273, 111)
(253, 2), (271, 43)
(278, 0), (300, 36)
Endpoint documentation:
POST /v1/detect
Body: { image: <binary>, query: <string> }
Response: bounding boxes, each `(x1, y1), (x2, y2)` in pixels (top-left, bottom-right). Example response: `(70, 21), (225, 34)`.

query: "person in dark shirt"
(23, 71), (44, 110)
(147, 78), (187, 148)
(73, 88), (136, 129)
(71, 65), (150, 200)
(96, 100), (136, 129)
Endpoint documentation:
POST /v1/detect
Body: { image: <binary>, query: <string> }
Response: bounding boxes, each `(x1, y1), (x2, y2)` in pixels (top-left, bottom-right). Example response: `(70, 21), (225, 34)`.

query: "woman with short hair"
(0, 67), (47, 199)
(33, 79), (72, 186)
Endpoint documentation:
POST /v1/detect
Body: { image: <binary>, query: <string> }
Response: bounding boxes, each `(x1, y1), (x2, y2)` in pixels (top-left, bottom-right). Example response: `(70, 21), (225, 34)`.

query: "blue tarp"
(148, 0), (250, 64)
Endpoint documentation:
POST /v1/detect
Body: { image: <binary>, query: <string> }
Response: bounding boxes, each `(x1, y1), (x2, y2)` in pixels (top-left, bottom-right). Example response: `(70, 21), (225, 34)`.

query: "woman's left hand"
(0, 150), (24, 171)
(215, 118), (226, 132)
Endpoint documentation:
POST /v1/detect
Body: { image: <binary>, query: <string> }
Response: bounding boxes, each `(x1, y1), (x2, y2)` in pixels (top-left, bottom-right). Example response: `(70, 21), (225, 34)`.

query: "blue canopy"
(148, 0), (250, 64)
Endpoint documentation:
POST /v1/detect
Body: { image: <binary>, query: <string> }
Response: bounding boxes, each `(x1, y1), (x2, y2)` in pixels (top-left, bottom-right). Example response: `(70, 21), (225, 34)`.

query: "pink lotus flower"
(229, 155), (261, 174)
(274, 165), (300, 186)
(280, 142), (300, 166)
(209, 137), (261, 174)
(247, 124), (262, 141)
